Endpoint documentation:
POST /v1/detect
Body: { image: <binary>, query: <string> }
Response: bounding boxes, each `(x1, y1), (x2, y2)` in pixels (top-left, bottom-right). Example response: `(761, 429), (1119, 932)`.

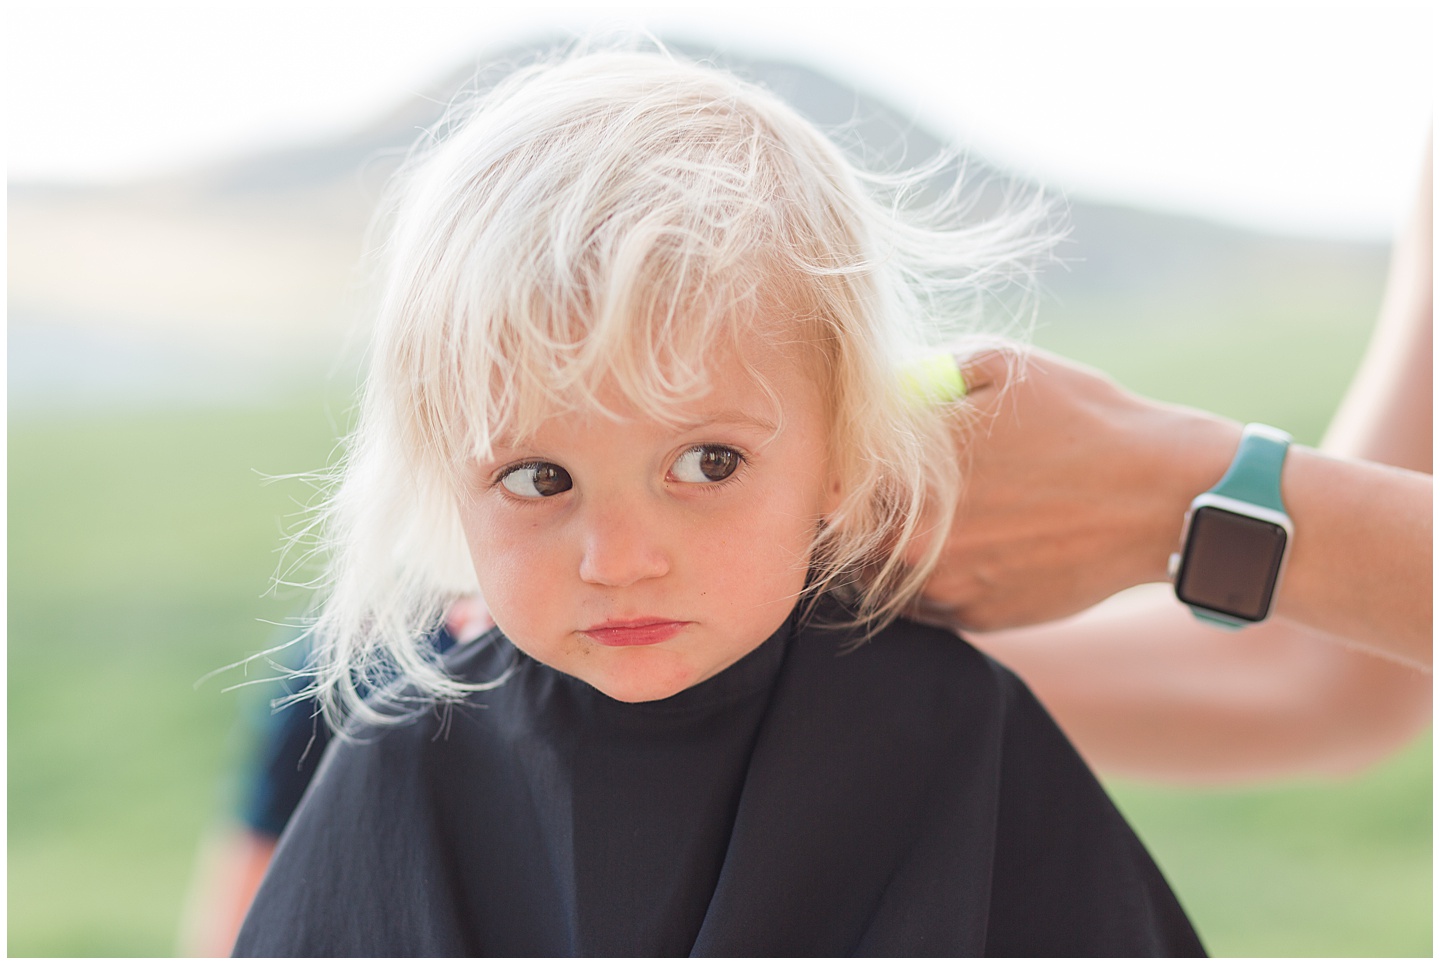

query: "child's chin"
(580, 657), (700, 704)
(588, 673), (695, 704)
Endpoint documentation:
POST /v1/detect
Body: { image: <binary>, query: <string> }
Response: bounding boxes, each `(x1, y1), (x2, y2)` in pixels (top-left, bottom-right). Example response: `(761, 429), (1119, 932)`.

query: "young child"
(234, 49), (1204, 956)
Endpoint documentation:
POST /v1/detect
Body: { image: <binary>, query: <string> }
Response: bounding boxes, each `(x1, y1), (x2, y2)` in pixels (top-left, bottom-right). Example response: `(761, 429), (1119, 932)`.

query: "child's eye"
(670, 445), (742, 484)
(499, 462), (573, 498)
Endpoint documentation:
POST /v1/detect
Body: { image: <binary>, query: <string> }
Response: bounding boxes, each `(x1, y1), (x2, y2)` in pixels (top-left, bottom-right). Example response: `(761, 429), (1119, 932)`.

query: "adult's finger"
(953, 345), (1023, 407)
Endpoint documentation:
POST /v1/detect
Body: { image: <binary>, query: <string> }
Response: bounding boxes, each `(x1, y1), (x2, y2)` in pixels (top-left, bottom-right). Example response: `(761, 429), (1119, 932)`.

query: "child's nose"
(576, 506), (671, 587)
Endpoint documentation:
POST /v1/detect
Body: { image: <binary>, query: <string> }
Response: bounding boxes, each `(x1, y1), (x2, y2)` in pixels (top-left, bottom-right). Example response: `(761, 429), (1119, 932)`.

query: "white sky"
(7, 0), (1433, 240)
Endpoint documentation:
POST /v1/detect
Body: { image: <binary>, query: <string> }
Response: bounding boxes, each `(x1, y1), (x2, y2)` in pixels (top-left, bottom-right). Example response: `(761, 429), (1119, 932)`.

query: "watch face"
(1175, 506), (1289, 622)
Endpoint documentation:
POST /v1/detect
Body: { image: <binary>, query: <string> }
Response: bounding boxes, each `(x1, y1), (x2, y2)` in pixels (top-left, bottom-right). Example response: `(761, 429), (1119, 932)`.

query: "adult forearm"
(1276, 141), (1433, 665)
(1274, 449), (1432, 668)
(974, 586), (1431, 783)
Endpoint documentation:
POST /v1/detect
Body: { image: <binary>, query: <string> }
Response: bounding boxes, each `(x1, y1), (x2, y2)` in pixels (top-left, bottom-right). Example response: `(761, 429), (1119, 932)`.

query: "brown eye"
(500, 462), (573, 497)
(671, 445), (741, 484)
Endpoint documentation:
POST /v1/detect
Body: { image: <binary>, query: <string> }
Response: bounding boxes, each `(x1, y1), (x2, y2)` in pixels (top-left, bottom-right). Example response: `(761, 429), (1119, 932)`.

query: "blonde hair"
(299, 46), (1052, 728)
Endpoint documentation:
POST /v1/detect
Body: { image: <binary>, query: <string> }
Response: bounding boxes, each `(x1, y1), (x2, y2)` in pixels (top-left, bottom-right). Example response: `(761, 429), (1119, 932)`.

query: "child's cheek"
(706, 480), (820, 596)
(458, 504), (561, 643)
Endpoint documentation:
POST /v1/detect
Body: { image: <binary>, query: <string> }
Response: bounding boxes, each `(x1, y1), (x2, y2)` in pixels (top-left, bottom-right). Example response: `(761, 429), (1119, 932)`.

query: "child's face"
(458, 327), (838, 703)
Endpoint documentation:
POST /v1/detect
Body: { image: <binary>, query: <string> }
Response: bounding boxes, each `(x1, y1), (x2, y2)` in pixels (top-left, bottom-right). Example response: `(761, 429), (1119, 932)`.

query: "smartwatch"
(1169, 423), (1293, 629)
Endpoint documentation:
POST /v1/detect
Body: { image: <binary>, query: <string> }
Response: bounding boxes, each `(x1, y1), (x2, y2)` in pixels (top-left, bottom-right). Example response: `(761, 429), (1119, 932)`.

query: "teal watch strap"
(1193, 610), (1247, 629)
(1209, 423), (1291, 513)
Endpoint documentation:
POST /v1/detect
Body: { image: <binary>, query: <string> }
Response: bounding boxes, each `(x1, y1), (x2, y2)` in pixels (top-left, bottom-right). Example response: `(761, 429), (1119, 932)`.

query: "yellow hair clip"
(899, 352), (967, 405)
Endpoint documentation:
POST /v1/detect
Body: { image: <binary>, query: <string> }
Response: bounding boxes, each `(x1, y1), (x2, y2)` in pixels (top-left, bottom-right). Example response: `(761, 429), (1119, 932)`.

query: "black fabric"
(234, 600), (1205, 956)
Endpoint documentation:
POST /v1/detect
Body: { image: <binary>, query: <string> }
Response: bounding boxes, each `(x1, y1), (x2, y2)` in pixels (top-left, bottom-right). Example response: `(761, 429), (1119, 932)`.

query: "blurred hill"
(8, 41), (1388, 413)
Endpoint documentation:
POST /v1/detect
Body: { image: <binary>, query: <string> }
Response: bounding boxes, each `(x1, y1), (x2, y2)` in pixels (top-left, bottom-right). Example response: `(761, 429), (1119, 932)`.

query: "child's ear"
(821, 471), (845, 519)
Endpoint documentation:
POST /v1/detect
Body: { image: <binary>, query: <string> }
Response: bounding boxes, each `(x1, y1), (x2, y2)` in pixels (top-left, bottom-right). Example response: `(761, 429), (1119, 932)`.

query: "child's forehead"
(491, 345), (800, 450)
(490, 404), (782, 452)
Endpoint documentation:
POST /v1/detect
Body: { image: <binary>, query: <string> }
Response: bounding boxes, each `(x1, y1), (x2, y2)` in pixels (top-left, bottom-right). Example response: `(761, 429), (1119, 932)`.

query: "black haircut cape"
(234, 599), (1204, 956)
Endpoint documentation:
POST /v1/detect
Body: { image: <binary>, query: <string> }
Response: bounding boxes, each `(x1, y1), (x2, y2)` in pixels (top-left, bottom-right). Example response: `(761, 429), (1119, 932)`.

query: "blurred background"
(8, 0), (1431, 956)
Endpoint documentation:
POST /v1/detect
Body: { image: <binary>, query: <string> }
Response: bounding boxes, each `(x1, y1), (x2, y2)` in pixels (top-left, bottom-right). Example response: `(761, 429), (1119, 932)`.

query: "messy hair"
(299, 46), (1052, 728)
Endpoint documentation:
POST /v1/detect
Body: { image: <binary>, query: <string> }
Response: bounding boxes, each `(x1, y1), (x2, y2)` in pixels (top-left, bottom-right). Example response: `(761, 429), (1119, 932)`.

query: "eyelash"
(492, 461), (545, 484)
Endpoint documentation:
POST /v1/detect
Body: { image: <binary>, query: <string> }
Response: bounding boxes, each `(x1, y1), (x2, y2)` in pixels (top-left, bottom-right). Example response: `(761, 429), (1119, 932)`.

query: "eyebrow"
(486, 409), (781, 453)
(675, 409), (779, 433)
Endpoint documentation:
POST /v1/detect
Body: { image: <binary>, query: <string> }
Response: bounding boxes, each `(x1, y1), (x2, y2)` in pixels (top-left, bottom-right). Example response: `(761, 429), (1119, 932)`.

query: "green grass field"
(8, 268), (1431, 955)
(8, 402), (345, 955)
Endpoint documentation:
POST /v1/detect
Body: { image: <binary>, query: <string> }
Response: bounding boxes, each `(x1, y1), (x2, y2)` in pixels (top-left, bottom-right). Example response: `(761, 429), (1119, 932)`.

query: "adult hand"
(912, 345), (1239, 631)
(915, 343), (1431, 667)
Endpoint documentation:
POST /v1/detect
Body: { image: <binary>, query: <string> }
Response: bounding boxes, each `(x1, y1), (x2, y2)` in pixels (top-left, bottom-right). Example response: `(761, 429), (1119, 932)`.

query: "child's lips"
(581, 619), (691, 647)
